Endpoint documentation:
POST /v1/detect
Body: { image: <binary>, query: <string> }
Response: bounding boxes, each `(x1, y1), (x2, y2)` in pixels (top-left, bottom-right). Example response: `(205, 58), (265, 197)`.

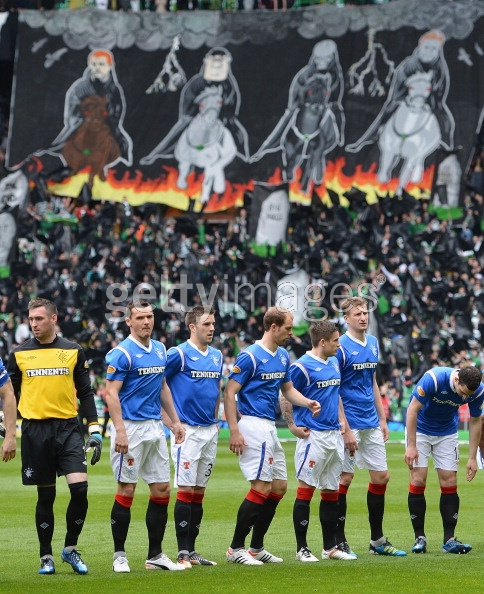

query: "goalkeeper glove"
(84, 431), (102, 465)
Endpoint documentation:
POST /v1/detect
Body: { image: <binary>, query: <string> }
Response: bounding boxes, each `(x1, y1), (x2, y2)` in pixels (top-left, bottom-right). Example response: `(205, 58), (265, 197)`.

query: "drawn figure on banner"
(347, 30), (454, 192)
(36, 49), (132, 183)
(251, 40), (344, 195)
(377, 71), (441, 195)
(0, 170), (28, 271)
(141, 47), (249, 170)
(174, 85), (237, 205)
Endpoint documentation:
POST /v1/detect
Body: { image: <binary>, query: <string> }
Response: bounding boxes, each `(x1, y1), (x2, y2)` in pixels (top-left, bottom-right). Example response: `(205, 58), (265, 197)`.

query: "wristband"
(88, 424), (101, 435)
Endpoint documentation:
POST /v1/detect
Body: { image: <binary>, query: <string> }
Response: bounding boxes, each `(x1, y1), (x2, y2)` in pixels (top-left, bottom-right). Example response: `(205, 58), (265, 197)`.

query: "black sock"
(146, 497), (168, 559)
(408, 492), (426, 537)
(188, 501), (203, 553)
(36, 486), (56, 558)
(320, 498), (339, 551)
(231, 498), (263, 550)
(250, 496), (281, 550)
(367, 489), (385, 542)
(440, 491), (459, 543)
(174, 498), (191, 552)
(335, 491), (347, 544)
(111, 499), (131, 553)
(65, 481), (88, 548)
(293, 498), (311, 551)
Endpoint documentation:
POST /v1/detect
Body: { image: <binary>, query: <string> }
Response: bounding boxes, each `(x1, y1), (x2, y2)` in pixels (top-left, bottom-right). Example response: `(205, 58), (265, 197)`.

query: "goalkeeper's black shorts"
(21, 418), (86, 485)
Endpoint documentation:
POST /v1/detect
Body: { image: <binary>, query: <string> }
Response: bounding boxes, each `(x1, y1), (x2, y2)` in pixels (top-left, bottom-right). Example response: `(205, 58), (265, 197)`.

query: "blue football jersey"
(0, 357), (9, 388)
(336, 332), (379, 430)
(165, 340), (223, 426)
(105, 335), (167, 421)
(290, 352), (341, 431)
(229, 341), (292, 421)
(411, 367), (484, 436)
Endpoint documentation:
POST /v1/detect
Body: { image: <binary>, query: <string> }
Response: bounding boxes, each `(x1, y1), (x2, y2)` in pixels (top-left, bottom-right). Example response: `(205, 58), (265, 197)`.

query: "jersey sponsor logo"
(260, 372), (286, 379)
(189, 371), (221, 379)
(137, 366), (165, 375)
(316, 379), (341, 388)
(107, 365), (116, 373)
(417, 386), (425, 397)
(432, 396), (460, 407)
(351, 362), (377, 370)
(232, 366), (241, 373)
(25, 367), (70, 377)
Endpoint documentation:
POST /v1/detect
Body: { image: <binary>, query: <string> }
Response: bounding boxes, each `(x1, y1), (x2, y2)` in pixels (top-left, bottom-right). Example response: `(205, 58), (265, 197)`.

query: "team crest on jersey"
(107, 365), (116, 373)
(309, 460), (316, 468)
(370, 344), (377, 357)
(332, 361), (339, 373)
(155, 348), (165, 360)
(417, 386), (425, 397)
(279, 354), (287, 366)
(232, 366), (241, 373)
(183, 461), (190, 470)
(211, 354), (220, 366)
(127, 458), (134, 467)
(58, 350), (69, 364)
(268, 457), (274, 466)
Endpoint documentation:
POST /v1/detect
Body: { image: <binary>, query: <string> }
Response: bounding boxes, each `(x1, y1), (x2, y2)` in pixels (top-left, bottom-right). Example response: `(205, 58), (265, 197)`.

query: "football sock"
(146, 495), (169, 559)
(250, 492), (283, 550)
(293, 487), (313, 550)
(36, 486), (56, 557)
(367, 483), (386, 542)
(65, 481), (88, 548)
(174, 492), (192, 552)
(230, 489), (266, 550)
(111, 495), (133, 553)
(188, 493), (204, 553)
(440, 487), (459, 543)
(335, 484), (348, 544)
(320, 493), (339, 551)
(408, 484), (426, 537)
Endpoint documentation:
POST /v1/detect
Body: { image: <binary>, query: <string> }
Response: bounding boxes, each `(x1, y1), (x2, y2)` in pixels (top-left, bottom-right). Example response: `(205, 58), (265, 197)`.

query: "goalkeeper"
(7, 298), (102, 576)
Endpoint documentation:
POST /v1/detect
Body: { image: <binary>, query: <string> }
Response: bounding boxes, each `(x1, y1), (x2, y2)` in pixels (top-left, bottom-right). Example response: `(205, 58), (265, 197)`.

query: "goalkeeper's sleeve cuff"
(88, 424), (101, 435)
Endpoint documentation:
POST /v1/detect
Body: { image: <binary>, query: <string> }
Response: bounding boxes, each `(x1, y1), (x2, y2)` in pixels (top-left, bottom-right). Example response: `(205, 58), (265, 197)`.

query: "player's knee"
(68, 480), (88, 503)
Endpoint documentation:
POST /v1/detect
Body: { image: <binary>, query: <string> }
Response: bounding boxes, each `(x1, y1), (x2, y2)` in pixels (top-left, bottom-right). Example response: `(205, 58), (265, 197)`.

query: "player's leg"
(335, 428), (359, 553)
(408, 432), (430, 553)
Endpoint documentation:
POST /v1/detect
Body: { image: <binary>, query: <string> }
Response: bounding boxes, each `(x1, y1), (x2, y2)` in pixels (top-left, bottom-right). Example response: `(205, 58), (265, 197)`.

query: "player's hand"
(172, 422), (186, 445)
(404, 446), (418, 469)
(307, 399), (321, 418)
(343, 429), (358, 456)
(289, 424), (310, 439)
(229, 429), (247, 456)
(85, 432), (102, 465)
(466, 459), (478, 482)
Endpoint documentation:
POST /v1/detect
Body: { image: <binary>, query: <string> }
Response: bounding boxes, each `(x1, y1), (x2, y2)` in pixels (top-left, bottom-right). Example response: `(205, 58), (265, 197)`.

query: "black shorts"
(21, 418), (87, 486)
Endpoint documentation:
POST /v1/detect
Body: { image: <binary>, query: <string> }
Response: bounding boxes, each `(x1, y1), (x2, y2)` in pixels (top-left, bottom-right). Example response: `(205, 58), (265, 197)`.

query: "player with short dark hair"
(105, 300), (185, 573)
(404, 364), (484, 554)
(280, 320), (357, 562)
(165, 305), (222, 568)
(7, 297), (102, 575)
(335, 296), (406, 558)
(224, 306), (321, 565)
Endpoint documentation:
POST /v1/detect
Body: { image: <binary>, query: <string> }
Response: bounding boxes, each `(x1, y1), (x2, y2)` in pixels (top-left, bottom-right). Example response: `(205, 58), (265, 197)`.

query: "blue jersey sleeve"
(289, 363), (306, 393)
(411, 371), (436, 405)
(165, 347), (183, 382)
(229, 351), (256, 387)
(105, 347), (131, 381)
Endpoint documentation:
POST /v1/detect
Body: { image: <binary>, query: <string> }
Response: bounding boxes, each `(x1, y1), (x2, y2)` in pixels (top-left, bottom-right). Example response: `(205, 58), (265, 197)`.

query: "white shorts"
(110, 419), (170, 484)
(406, 431), (459, 471)
(238, 416), (287, 482)
(171, 423), (218, 488)
(342, 427), (388, 473)
(295, 429), (344, 491)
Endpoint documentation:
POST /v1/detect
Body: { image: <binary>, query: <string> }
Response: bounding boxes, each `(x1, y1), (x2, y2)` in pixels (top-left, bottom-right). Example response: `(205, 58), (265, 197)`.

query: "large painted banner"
(6, 1), (484, 213)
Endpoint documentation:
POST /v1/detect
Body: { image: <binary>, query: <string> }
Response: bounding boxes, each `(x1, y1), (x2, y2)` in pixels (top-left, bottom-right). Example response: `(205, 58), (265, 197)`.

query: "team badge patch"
(107, 365), (116, 373)
(232, 366), (241, 373)
(417, 386), (425, 397)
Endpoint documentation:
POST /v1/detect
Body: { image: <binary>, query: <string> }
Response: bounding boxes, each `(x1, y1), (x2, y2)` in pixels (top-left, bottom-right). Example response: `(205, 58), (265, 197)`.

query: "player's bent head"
(126, 299), (155, 318)
(28, 297), (57, 316)
(263, 306), (292, 331)
(185, 305), (215, 328)
(340, 296), (367, 316)
(457, 365), (482, 393)
(309, 320), (338, 347)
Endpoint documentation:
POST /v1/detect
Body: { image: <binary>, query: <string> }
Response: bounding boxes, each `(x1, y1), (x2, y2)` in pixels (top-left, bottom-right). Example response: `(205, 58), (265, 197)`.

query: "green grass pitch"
(0, 439), (481, 594)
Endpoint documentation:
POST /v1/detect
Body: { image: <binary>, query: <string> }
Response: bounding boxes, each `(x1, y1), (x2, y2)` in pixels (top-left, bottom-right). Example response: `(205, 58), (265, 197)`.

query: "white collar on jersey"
(344, 331), (368, 347)
(128, 334), (153, 353)
(187, 339), (209, 356)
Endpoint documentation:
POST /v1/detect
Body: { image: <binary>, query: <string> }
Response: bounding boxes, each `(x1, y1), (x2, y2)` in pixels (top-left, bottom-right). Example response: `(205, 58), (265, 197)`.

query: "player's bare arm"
(280, 381), (321, 417)
(279, 393), (310, 438)
(0, 379), (17, 462)
(224, 378), (246, 455)
(160, 379), (185, 444)
(105, 378), (129, 453)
